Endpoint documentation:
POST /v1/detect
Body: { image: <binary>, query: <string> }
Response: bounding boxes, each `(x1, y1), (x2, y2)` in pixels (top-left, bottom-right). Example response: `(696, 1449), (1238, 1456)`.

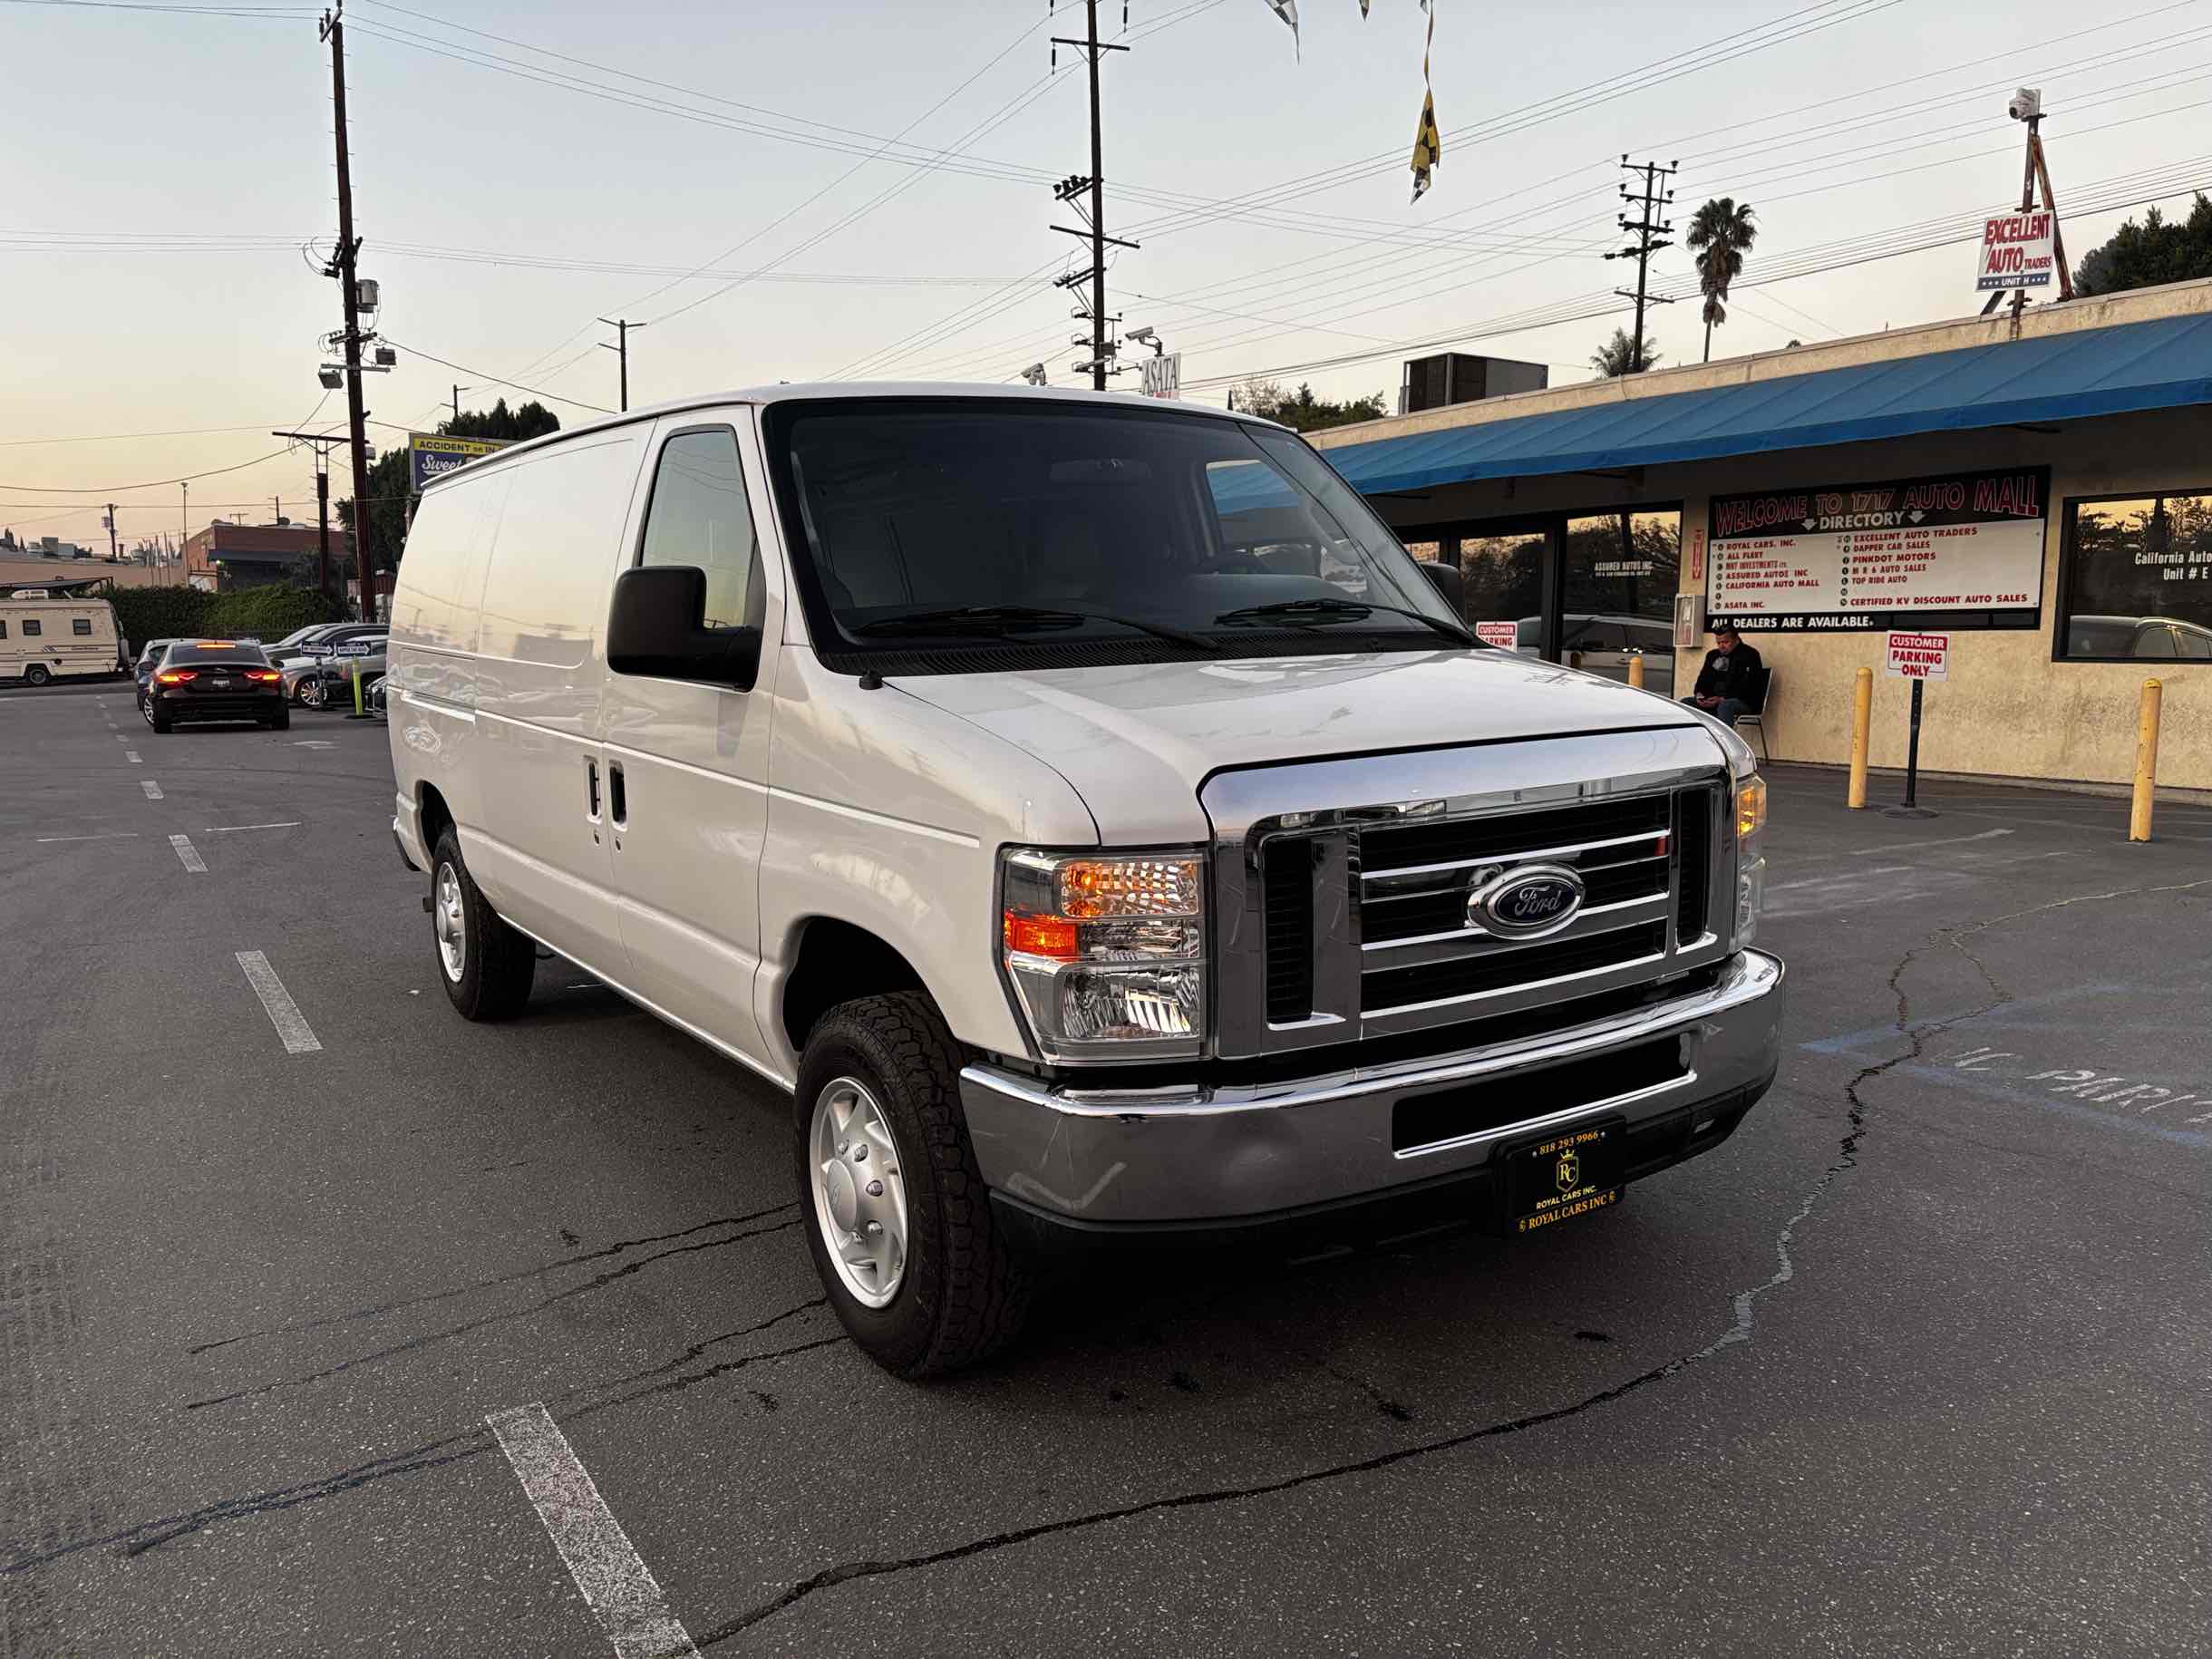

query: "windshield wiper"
(1211, 596), (1473, 647)
(849, 605), (1220, 652)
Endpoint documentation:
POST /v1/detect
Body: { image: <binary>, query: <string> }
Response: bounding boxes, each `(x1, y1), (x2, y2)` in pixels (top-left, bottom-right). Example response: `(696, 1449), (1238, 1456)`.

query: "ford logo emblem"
(1469, 863), (1586, 939)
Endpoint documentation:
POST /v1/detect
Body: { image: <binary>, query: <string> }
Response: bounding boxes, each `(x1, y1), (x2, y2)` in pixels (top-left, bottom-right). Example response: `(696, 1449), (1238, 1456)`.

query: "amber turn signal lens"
(1004, 913), (1080, 960)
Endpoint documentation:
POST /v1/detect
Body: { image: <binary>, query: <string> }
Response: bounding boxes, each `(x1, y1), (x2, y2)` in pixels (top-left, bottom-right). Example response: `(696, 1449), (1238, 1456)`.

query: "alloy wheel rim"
(433, 864), (466, 983)
(808, 1076), (908, 1308)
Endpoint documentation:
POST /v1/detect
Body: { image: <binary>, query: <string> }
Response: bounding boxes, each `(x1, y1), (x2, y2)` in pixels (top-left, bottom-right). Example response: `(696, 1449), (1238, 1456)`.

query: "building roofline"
(1311, 275), (2212, 451)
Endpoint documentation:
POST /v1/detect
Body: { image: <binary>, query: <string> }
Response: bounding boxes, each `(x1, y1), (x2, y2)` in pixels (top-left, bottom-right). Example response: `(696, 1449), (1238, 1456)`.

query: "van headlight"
(1000, 849), (1207, 1062)
(1732, 774), (1767, 949)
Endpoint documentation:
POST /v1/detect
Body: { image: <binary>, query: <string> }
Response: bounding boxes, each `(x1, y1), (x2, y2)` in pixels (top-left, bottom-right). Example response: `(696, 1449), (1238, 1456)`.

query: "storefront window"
(2061, 491), (2212, 660)
(1563, 509), (1680, 692)
(1458, 529), (1546, 647)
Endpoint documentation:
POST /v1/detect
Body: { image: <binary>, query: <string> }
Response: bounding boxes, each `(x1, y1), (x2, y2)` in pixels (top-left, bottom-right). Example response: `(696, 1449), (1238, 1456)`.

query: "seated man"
(1683, 623), (1763, 727)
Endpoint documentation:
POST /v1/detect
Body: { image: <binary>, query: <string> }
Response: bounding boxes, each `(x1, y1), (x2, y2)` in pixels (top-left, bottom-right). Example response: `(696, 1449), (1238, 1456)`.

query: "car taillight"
(155, 670), (197, 684)
(245, 670), (281, 682)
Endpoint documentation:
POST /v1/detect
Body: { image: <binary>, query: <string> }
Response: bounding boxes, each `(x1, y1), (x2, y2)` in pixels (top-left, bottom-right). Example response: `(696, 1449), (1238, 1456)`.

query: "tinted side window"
(23, 619), (40, 636)
(74, 617), (92, 635)
(0, 621), (7, 639)
(639, 429), (758, 632)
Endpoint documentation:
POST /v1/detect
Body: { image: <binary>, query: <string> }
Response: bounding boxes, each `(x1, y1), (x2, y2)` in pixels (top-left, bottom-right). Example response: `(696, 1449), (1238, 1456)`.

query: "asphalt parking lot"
(2, 684), (2207, 1657)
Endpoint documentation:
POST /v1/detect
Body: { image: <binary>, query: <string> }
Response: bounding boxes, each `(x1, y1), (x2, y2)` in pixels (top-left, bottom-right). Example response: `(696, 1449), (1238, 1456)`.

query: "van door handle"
(586, 759), (601, 819)
(607, 762), (627, 828)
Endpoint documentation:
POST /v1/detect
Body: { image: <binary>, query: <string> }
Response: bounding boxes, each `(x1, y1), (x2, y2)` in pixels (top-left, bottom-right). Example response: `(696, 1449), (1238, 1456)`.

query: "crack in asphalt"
(698, 880), (2208, 1647)
(0, 1304), (839, 1575)
(183, 1214), (804, 1410)
(188, 1206), (798, 1356)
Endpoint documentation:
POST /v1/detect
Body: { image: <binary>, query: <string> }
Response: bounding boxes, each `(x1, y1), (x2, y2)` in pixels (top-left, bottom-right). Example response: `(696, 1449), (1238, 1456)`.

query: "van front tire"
(430, 828), (535, 1021)
(794, 991), (1032, 1377)
(23, 665), (50, 688)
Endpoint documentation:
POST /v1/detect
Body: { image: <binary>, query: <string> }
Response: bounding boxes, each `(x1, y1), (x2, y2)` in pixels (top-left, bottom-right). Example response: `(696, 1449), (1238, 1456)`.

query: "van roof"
(422, 382), (1277, 491)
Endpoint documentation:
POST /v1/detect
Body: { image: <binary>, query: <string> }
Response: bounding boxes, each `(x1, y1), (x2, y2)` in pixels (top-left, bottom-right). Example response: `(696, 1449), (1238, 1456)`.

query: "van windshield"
(764, 399), (1469, 670)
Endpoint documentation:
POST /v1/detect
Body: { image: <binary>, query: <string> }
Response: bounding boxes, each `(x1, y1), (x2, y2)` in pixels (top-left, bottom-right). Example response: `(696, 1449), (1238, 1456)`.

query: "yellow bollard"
(2130, 678), (2162, 842)
(351, 662), (364, 717)
(1848, 665), (1874, 810)
(1627, 651), (1645, 690)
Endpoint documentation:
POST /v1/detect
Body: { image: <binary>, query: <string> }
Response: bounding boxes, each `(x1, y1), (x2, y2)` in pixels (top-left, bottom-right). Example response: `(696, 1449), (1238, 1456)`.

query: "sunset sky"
(6, 0), (2209, 551)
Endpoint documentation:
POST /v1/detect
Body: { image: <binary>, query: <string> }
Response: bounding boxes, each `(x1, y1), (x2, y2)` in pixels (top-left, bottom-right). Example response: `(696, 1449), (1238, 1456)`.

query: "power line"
(0, 448), (299, 494)
(374, 337), (615, 414)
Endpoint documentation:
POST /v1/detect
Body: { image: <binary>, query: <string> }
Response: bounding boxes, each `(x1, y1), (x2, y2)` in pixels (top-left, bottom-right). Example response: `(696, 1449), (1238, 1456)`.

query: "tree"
(337, 398), (561, 577)
(1589, 327), (1661, 377)
(2073, 194), (2212, 296)
(1233, 378), (1390, 432)
(1686, 197), (1757, 363)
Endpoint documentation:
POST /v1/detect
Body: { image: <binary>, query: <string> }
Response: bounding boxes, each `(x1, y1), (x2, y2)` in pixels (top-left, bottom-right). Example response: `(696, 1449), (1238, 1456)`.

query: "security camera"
(2007, 86), (2042, 122)
(1127, 326), (1157, 345)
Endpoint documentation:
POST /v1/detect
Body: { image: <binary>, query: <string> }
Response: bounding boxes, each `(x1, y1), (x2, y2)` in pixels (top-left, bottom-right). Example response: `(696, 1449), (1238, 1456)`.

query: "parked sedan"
(144, 641), (289, 732)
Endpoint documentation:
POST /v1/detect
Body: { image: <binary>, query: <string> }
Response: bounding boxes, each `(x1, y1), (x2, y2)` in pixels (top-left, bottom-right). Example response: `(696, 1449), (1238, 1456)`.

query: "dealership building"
(1312, 276), (2212, 794)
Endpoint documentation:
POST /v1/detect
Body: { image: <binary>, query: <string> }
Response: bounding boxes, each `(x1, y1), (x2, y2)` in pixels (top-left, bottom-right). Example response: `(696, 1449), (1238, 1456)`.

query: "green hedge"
(111, 585), (341, 651)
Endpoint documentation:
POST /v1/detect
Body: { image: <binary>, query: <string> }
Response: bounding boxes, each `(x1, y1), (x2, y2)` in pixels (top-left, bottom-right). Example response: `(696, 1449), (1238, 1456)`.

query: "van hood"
(893, 648), (1714, 844)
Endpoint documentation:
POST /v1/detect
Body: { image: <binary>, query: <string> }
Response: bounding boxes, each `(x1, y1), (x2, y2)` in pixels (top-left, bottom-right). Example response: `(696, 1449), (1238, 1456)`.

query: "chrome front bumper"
(961, 948), (1784, 1227)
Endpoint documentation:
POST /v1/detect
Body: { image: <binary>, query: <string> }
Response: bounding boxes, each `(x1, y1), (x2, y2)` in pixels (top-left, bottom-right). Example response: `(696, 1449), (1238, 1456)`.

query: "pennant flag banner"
(1410, 1), (1439, 202)
(1261, 0), (1299, 54)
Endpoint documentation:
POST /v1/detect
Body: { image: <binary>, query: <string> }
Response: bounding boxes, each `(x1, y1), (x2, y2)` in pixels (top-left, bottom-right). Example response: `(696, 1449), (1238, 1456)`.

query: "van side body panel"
(463, 432), (645, 965)
(388, 467), (502, 879)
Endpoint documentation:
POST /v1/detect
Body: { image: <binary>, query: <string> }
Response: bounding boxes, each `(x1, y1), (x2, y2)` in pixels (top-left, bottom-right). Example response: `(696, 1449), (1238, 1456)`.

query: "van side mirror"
(1415, 558), (1465, 617)
(606, 566), (760, 690)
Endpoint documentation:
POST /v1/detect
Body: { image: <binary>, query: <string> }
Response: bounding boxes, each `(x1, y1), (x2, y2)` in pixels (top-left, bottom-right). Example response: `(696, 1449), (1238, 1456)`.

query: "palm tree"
(1687, 197), (1758, 363)
(1589, 326), (1660, 377)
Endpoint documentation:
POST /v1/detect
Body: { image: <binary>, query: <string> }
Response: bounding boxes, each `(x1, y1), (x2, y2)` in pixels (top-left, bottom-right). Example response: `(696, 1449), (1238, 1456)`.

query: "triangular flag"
(1411, 89), (1441, 202)
(1261, 0), (1299, 56)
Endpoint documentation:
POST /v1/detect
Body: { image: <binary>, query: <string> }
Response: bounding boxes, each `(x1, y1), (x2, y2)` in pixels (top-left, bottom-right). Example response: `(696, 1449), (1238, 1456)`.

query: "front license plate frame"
(1503, 1116), (1625, 1235)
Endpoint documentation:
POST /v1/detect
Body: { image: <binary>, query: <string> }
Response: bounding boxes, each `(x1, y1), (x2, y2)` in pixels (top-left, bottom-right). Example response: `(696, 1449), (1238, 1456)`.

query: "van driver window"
(639, 429), (757, 632)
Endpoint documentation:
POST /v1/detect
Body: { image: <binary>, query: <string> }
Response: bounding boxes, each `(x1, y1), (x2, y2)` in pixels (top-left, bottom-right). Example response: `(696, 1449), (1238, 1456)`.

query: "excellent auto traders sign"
(1708, 466), (2047, 633)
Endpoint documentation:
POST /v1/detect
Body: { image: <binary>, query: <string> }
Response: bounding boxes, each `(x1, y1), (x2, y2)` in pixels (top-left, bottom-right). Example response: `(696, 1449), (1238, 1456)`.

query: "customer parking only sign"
(1886, 632), (1950, 679)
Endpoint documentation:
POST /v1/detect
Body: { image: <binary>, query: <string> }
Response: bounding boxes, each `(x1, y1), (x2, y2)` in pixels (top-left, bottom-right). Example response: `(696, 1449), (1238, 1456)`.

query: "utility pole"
(597, 318), (644, 412)
(105, 504), (118, 563)
(322, 4), (375, 621)
(179, 481), (188, 588)
(273, 430), (342, 609)
(451, 383), (469, 424)
(1604, 156), (1677, 374)
(1049, 1), (1133, 389)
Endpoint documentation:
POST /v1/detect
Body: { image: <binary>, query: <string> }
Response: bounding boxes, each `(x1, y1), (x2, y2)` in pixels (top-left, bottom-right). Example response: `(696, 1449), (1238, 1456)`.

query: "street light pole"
(598, 318), (643, 412)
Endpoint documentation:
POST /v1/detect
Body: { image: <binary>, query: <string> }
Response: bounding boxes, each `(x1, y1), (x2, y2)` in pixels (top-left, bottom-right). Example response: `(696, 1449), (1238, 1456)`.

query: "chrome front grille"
(1205, 730), (1735, 1062)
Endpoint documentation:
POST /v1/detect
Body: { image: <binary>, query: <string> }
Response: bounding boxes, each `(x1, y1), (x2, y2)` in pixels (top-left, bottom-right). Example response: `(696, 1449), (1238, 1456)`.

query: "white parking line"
(204, 821), (302, 833)
(35, 831), (141, 843)
(169, 833), (208, 873)
(486, 1403), (698, 1659)
(234, 950), (322, 1054)
(141, 780), (163, 800)
(126, 751), (142, 763)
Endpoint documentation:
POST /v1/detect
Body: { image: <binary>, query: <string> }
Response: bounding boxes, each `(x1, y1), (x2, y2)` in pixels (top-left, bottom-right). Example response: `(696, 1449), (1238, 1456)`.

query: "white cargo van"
(1, 595), (125, 685)
(387, 386), (1782, 1375)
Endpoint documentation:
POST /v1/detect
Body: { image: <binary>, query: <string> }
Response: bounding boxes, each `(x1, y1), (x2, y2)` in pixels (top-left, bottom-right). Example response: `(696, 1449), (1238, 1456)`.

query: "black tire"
(430, 827), (535, 1021)
(150, 709), (173, 734)
(794, 991), (1032, 1377)
(268, 707), (291, 731)
(23, 665), (51, 688)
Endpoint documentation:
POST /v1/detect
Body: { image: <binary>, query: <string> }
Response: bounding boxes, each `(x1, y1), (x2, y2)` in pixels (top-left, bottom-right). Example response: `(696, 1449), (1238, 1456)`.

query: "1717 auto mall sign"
(1706, 466), (2048, 633)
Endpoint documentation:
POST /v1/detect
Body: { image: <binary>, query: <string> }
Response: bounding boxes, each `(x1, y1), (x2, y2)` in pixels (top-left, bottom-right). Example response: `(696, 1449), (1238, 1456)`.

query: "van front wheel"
(430, 828), (535, 1021)
(23, 665), (50, 688)
(795, 992), (1031, 1376)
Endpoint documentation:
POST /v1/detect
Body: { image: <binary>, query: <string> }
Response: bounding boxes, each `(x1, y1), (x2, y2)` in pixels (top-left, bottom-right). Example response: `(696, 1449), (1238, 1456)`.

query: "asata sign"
(1139, 352), (1182, 400)
(1975, 210), (2056, 293)
(1886, 631), (1950, 680)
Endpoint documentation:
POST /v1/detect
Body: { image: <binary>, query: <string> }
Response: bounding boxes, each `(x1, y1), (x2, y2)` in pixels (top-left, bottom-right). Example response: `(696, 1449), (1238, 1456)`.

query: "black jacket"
(1693, 641), (1763, 704)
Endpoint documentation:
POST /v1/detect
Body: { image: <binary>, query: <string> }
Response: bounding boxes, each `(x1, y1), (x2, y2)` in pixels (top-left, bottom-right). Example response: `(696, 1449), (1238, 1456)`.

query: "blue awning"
(1323, 310), (2212, 496)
